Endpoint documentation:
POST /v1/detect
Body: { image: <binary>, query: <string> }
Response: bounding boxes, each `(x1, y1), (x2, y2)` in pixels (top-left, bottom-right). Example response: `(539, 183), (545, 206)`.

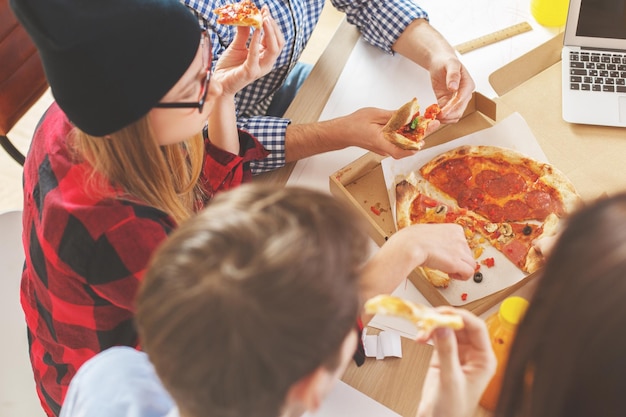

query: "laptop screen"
(564, 0), (626, 49)
(577, 0), (626, 39)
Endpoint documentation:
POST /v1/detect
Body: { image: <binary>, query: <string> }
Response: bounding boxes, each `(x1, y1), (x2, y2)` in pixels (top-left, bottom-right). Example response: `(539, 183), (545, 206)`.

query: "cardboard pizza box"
(330, 33), (626, 314)
(329, 92), (535, 316)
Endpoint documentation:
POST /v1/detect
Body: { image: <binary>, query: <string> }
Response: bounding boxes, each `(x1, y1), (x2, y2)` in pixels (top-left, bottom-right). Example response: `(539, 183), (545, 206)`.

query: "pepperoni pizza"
(396, 145), (581, 287)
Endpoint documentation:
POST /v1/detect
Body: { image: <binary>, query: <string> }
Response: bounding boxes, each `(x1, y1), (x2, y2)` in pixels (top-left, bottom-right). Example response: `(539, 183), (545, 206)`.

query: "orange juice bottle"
(479, 296), (529, 411)
(531, 0), (569, 27)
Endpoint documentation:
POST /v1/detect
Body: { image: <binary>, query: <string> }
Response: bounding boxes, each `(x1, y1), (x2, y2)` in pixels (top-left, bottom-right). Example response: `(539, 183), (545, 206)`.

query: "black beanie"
(10, 0), (201, 136)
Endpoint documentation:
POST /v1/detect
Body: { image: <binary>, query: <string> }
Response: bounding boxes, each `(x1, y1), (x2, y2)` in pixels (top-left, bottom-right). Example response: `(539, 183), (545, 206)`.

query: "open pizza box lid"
(330, 34), (626, 315)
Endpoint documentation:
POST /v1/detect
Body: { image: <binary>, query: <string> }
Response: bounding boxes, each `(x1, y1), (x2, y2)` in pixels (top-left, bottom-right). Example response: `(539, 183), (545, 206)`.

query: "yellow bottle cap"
(499, 296), (529, 326)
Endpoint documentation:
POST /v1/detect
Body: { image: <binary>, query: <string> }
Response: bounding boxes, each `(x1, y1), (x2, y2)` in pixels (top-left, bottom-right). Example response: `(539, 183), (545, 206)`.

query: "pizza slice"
(383, 98), (441, 151)
(418, 267), (453, 288)
(214, 0), (263, 29)
(364, 295), (464, 333)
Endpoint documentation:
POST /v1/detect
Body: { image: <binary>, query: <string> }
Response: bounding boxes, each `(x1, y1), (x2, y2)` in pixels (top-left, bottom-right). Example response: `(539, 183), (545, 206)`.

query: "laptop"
(562, 0), (626, 127)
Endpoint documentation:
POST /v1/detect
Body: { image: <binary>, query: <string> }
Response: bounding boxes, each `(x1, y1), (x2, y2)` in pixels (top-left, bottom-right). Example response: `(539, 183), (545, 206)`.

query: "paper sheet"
(318, 39), (436, 120)
(380, 113), (548, 306)
(362, 329), (403, 360)
(303, 381), (401, 417)
(287, 38), (435, 192)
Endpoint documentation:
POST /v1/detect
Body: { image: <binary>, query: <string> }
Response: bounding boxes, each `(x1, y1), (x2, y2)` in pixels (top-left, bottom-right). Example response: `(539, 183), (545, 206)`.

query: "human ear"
(284, 367), (331, 413)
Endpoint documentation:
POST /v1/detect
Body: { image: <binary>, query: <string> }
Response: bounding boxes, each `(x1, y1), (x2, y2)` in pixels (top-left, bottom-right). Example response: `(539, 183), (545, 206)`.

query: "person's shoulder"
(26, 101), (75, 171)
(60, 347), (177, 417)
(78, 346), (150, 376)
(38, 101), (73, 134)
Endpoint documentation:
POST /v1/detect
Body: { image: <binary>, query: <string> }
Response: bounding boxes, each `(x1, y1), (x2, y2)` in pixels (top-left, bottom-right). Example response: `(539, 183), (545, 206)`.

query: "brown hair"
(496, 193), (626, 417)
(71, 115), (205, 224)
(136, 184), (369, 417)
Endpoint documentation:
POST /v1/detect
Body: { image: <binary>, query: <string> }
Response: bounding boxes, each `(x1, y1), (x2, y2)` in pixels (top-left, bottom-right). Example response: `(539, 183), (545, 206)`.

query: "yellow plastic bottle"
(479, 296), (529, 411)
(530, 0), (569, 27)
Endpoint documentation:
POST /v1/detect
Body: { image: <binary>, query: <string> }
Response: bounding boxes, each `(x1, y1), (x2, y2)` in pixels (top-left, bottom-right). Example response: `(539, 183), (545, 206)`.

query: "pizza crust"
(396, 172), (457, 230)
(524, 213), (559, 273)
(364, 295), (464, 333)
(419, 267), (451, 288)
(395, 175), (452, 287)
(395, 173), (421, 230)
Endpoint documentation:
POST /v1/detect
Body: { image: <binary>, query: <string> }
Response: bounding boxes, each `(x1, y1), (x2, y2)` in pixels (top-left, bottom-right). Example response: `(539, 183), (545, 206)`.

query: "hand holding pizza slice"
(383, 98), (441, 151)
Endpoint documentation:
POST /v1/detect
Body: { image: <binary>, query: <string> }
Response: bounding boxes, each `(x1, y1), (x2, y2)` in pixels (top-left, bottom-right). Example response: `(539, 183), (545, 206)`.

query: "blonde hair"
(71, 115), (205, 223)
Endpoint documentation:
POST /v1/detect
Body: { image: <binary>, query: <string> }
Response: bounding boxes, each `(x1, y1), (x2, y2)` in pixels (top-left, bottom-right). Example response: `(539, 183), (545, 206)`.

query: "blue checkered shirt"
(184, 0), (428, 174)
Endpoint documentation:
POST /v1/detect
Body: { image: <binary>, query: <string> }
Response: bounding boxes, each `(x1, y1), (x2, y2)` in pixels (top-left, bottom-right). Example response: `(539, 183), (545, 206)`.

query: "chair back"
(0, 210), (45, 416)
(0, 0), (48, 164)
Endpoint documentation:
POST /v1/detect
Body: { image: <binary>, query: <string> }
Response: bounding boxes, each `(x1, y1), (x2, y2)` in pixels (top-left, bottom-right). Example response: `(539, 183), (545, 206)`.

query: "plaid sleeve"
(237, 115), (290, 175)
(201, 129), (270, 196)
(331, 0), (429, 54)
(182, 0), (212, 22)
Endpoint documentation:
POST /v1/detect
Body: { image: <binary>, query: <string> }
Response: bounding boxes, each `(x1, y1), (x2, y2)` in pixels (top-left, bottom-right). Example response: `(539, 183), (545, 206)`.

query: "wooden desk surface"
(342, 338), (492, 417)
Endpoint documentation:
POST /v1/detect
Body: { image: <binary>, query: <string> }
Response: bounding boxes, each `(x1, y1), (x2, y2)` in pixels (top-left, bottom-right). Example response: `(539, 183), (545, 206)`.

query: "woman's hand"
(416, 308), (497, 417)
(213, 6), (284, 95)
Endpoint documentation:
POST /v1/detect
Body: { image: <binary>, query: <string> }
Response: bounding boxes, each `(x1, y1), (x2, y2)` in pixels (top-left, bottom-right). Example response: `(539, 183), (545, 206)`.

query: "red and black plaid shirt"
(21, 102), (268, 417)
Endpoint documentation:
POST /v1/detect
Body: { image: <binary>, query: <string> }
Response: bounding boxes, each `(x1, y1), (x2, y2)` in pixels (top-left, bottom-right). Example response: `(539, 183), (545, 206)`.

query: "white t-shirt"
(60, 347), (179, 417)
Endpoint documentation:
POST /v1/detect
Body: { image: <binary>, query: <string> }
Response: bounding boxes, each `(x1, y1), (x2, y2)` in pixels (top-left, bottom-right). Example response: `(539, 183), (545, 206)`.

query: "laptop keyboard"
(569, 51), (626, 93)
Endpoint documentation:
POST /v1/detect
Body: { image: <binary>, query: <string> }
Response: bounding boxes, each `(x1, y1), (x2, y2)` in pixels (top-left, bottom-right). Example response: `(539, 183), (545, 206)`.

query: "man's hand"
(428, 56), (475, 124)
(331, 107), (441, 159)
(392, 18), (476, 124)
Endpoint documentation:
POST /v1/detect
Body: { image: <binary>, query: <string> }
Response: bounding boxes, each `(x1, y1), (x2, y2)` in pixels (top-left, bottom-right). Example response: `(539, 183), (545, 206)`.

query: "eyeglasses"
(154, 31), (212, 113)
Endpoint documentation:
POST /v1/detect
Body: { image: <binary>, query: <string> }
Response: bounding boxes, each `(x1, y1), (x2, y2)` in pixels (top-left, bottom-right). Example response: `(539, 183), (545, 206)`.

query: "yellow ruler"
(454, 22), (533, 54)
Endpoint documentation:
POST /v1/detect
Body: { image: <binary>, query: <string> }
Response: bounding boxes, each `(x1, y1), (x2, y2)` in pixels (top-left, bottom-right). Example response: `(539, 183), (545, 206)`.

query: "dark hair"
(496, 193), (626, 417)
(136, 184), (369, 417)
